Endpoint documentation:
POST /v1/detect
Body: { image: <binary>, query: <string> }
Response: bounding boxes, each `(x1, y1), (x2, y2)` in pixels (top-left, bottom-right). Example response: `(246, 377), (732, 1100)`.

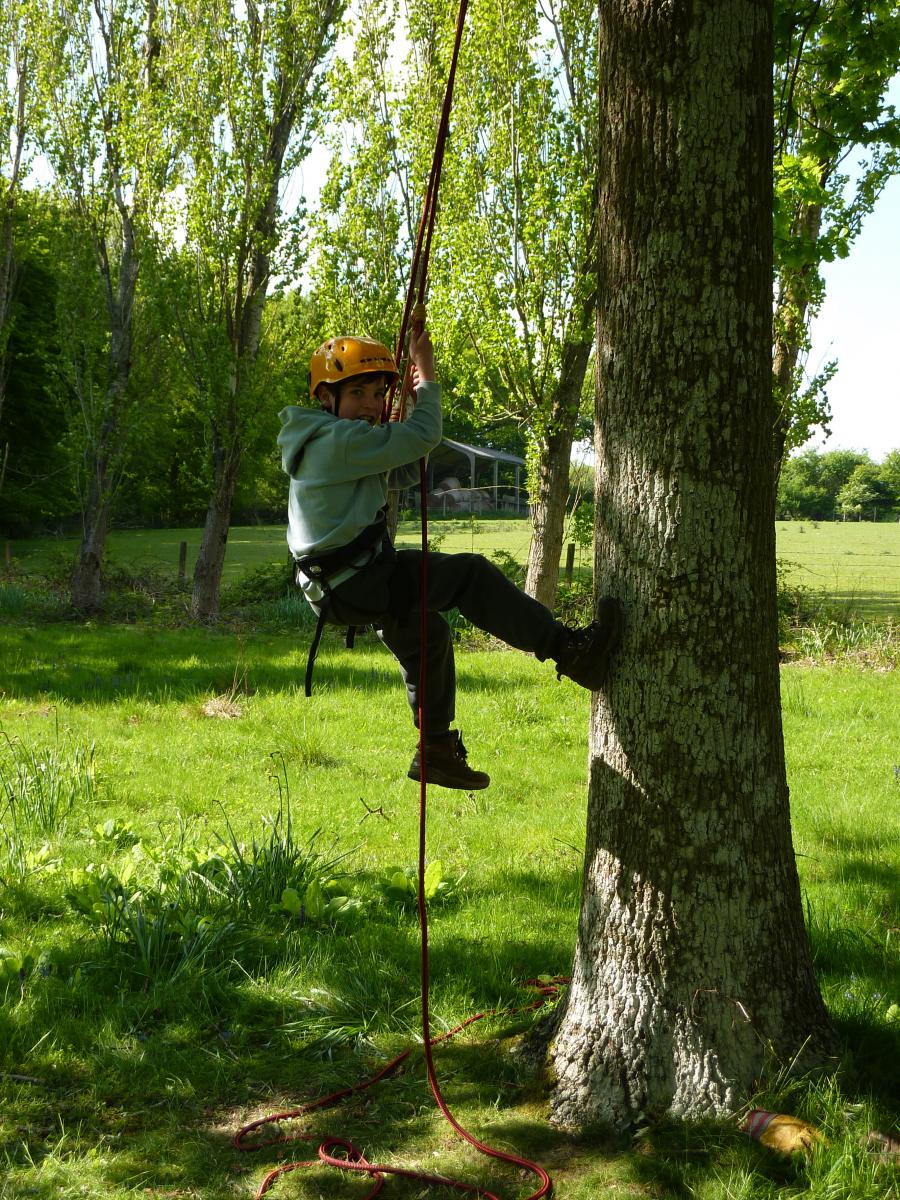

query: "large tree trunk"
(549, 0), (835, 1128)
(524, 337), (591, 609)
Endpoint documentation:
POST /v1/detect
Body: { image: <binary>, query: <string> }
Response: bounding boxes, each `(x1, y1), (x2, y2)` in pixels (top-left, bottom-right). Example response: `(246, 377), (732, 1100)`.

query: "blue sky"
(802, 77), (900, 464)
(803, 168), (900, 463)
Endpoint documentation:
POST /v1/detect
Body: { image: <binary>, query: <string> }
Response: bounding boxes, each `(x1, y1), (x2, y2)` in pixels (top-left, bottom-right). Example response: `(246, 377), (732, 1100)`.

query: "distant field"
(5, 517), (899, 618)
(775, 520), (900, 619)
(4, 518), (556, 584)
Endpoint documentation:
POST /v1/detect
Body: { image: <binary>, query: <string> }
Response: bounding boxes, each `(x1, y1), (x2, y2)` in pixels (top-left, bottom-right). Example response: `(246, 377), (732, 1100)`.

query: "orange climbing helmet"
(309, 336), (399, 398)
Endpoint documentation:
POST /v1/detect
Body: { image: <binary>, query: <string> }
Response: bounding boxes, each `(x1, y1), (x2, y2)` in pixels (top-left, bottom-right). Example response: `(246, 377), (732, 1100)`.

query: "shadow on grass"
(0, 625), (538, 707)
(4, 899), (898, 1197)
(826, 591), (900, 621)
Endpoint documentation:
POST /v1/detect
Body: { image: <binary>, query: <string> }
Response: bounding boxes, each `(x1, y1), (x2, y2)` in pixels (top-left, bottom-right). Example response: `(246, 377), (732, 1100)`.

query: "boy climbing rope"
(278, 330), (624, 791)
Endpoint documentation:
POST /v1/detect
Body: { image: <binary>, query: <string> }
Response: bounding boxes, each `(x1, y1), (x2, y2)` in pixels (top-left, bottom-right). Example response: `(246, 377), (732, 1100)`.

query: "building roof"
(436, 437), (525, 466)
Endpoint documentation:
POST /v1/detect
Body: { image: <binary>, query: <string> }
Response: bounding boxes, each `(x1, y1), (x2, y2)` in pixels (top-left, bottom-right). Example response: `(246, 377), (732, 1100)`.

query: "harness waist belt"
(296, 512), (388, 697)
(294, 513), (387, 586)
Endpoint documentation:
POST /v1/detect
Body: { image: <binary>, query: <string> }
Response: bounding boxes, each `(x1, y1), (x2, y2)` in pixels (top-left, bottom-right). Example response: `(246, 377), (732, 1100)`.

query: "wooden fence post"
(178, 541), (188, 584)
(565, 542), (575, 584)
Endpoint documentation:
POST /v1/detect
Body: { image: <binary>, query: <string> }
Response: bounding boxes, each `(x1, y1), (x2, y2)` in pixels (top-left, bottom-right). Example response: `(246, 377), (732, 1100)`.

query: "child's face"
(333, 374), (389, 425)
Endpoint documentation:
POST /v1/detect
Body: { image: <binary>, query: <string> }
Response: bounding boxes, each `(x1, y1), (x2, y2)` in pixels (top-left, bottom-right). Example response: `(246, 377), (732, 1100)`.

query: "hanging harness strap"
(295, 512), (388, 697)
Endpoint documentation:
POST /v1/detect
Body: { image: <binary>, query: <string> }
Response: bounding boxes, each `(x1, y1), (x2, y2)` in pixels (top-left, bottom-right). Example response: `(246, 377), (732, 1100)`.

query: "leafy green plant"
(570, 499), (593, 551)
(427, 527), (448, 553)
(0, 727), (96, 839)
(0, 582), (68, 622)
(87, 817), (140, 848)
(796, 618), (899, 663)
(377, 861), (462, 908)
(0, 835), (60, 889)
(65, 859), (234, 986)
(281, 878), (365, 926)
(554, 579), (592, 627)
(490, 549), (525, 587)
(208, 796), (351, 924)
(219, 560), (294, 608)
(0, 944), (35, 994)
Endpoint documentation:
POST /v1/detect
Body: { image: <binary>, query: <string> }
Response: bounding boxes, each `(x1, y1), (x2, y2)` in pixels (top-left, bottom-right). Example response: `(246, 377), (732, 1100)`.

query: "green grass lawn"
(0, 622), (898, 1199)
(7, 517), (899, 619)
(4, 517), (549, 585)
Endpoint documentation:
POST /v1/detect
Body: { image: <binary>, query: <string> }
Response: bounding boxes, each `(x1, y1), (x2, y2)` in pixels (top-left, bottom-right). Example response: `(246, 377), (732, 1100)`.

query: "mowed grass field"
(7, 517), (900, 618)
(776, 520), (900, 619)
(0, 519), (898, 1198)
(0, 623), (898, 1200)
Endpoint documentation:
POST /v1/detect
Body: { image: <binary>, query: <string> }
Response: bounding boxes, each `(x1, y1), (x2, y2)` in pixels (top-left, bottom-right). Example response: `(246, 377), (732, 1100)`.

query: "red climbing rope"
(385, 0), (470, 424)
(232, 979), (566, 1197)
(234, 2), (559, 1193)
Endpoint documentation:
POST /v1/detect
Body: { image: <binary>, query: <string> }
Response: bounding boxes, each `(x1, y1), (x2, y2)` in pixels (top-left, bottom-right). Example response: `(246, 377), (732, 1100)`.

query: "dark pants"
(323, 546), (566, 734)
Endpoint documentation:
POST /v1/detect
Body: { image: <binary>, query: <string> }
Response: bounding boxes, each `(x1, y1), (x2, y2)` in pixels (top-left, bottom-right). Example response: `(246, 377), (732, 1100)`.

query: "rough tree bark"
(548, 0), (835, 1127)
(192, 414), (242, 617)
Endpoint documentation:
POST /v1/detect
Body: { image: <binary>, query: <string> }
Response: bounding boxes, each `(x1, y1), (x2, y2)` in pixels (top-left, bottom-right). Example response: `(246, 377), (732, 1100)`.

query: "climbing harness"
(297, 509), (388, 696)
(254, 0), (559, 1194)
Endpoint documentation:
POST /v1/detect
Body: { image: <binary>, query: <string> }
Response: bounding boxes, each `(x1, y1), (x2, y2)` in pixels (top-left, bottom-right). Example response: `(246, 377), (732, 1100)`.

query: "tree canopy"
(1, 0), (898, 595)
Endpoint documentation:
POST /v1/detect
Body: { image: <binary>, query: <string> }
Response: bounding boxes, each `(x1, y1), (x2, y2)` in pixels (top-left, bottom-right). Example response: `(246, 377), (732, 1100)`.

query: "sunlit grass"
(0, 624), (897, 1199)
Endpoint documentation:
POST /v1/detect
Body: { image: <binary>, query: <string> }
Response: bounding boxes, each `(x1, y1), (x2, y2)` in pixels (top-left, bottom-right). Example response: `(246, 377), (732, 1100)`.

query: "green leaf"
(303, 880), (325, 923)
(423, 860), (443, 900)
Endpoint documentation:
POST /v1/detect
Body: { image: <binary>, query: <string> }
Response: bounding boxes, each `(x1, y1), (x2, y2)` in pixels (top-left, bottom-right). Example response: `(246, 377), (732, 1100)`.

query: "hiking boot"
(408, 730), (490, 790)
(555, 596), (625, 691)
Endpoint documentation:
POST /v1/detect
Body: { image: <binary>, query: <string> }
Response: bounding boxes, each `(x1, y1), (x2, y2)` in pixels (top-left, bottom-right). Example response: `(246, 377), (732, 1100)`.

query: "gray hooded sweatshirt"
(278, 381), (442, 601)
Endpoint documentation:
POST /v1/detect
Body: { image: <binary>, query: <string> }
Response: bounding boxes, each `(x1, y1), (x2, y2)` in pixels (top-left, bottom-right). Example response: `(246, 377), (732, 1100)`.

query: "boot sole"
(407, 767), (491, 790)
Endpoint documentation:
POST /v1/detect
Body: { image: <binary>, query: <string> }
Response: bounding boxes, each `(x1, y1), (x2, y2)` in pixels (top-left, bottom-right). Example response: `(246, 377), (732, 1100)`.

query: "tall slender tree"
(433, 0), (600, 608)
(309, 0), (599, 608)
(548, 0), (835, 1126)
(169, 0), (343, 619)
(33, 0), (179, 609)
(0, 0), (34, 495)
(772, 0), (900, 475)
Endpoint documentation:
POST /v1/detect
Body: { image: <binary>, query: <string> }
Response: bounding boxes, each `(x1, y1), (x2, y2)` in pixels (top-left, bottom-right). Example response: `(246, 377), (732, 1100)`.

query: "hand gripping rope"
(234, 2), (558, 1194)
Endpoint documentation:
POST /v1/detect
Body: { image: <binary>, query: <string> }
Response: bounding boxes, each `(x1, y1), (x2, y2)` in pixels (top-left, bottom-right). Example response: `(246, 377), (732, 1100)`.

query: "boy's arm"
(335, 330), (442, 480)
(337, 382), (441, 479)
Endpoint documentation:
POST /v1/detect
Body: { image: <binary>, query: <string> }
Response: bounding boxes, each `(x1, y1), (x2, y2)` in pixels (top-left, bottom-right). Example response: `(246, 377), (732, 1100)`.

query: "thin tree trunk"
(549, 0), (834, 1128)
(192, 423), (241, 618)
(524, 337), (591, 609)
(71, 222), (138, 611)
(71, 474), (112, 611)
(772, 201), (822, 481)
